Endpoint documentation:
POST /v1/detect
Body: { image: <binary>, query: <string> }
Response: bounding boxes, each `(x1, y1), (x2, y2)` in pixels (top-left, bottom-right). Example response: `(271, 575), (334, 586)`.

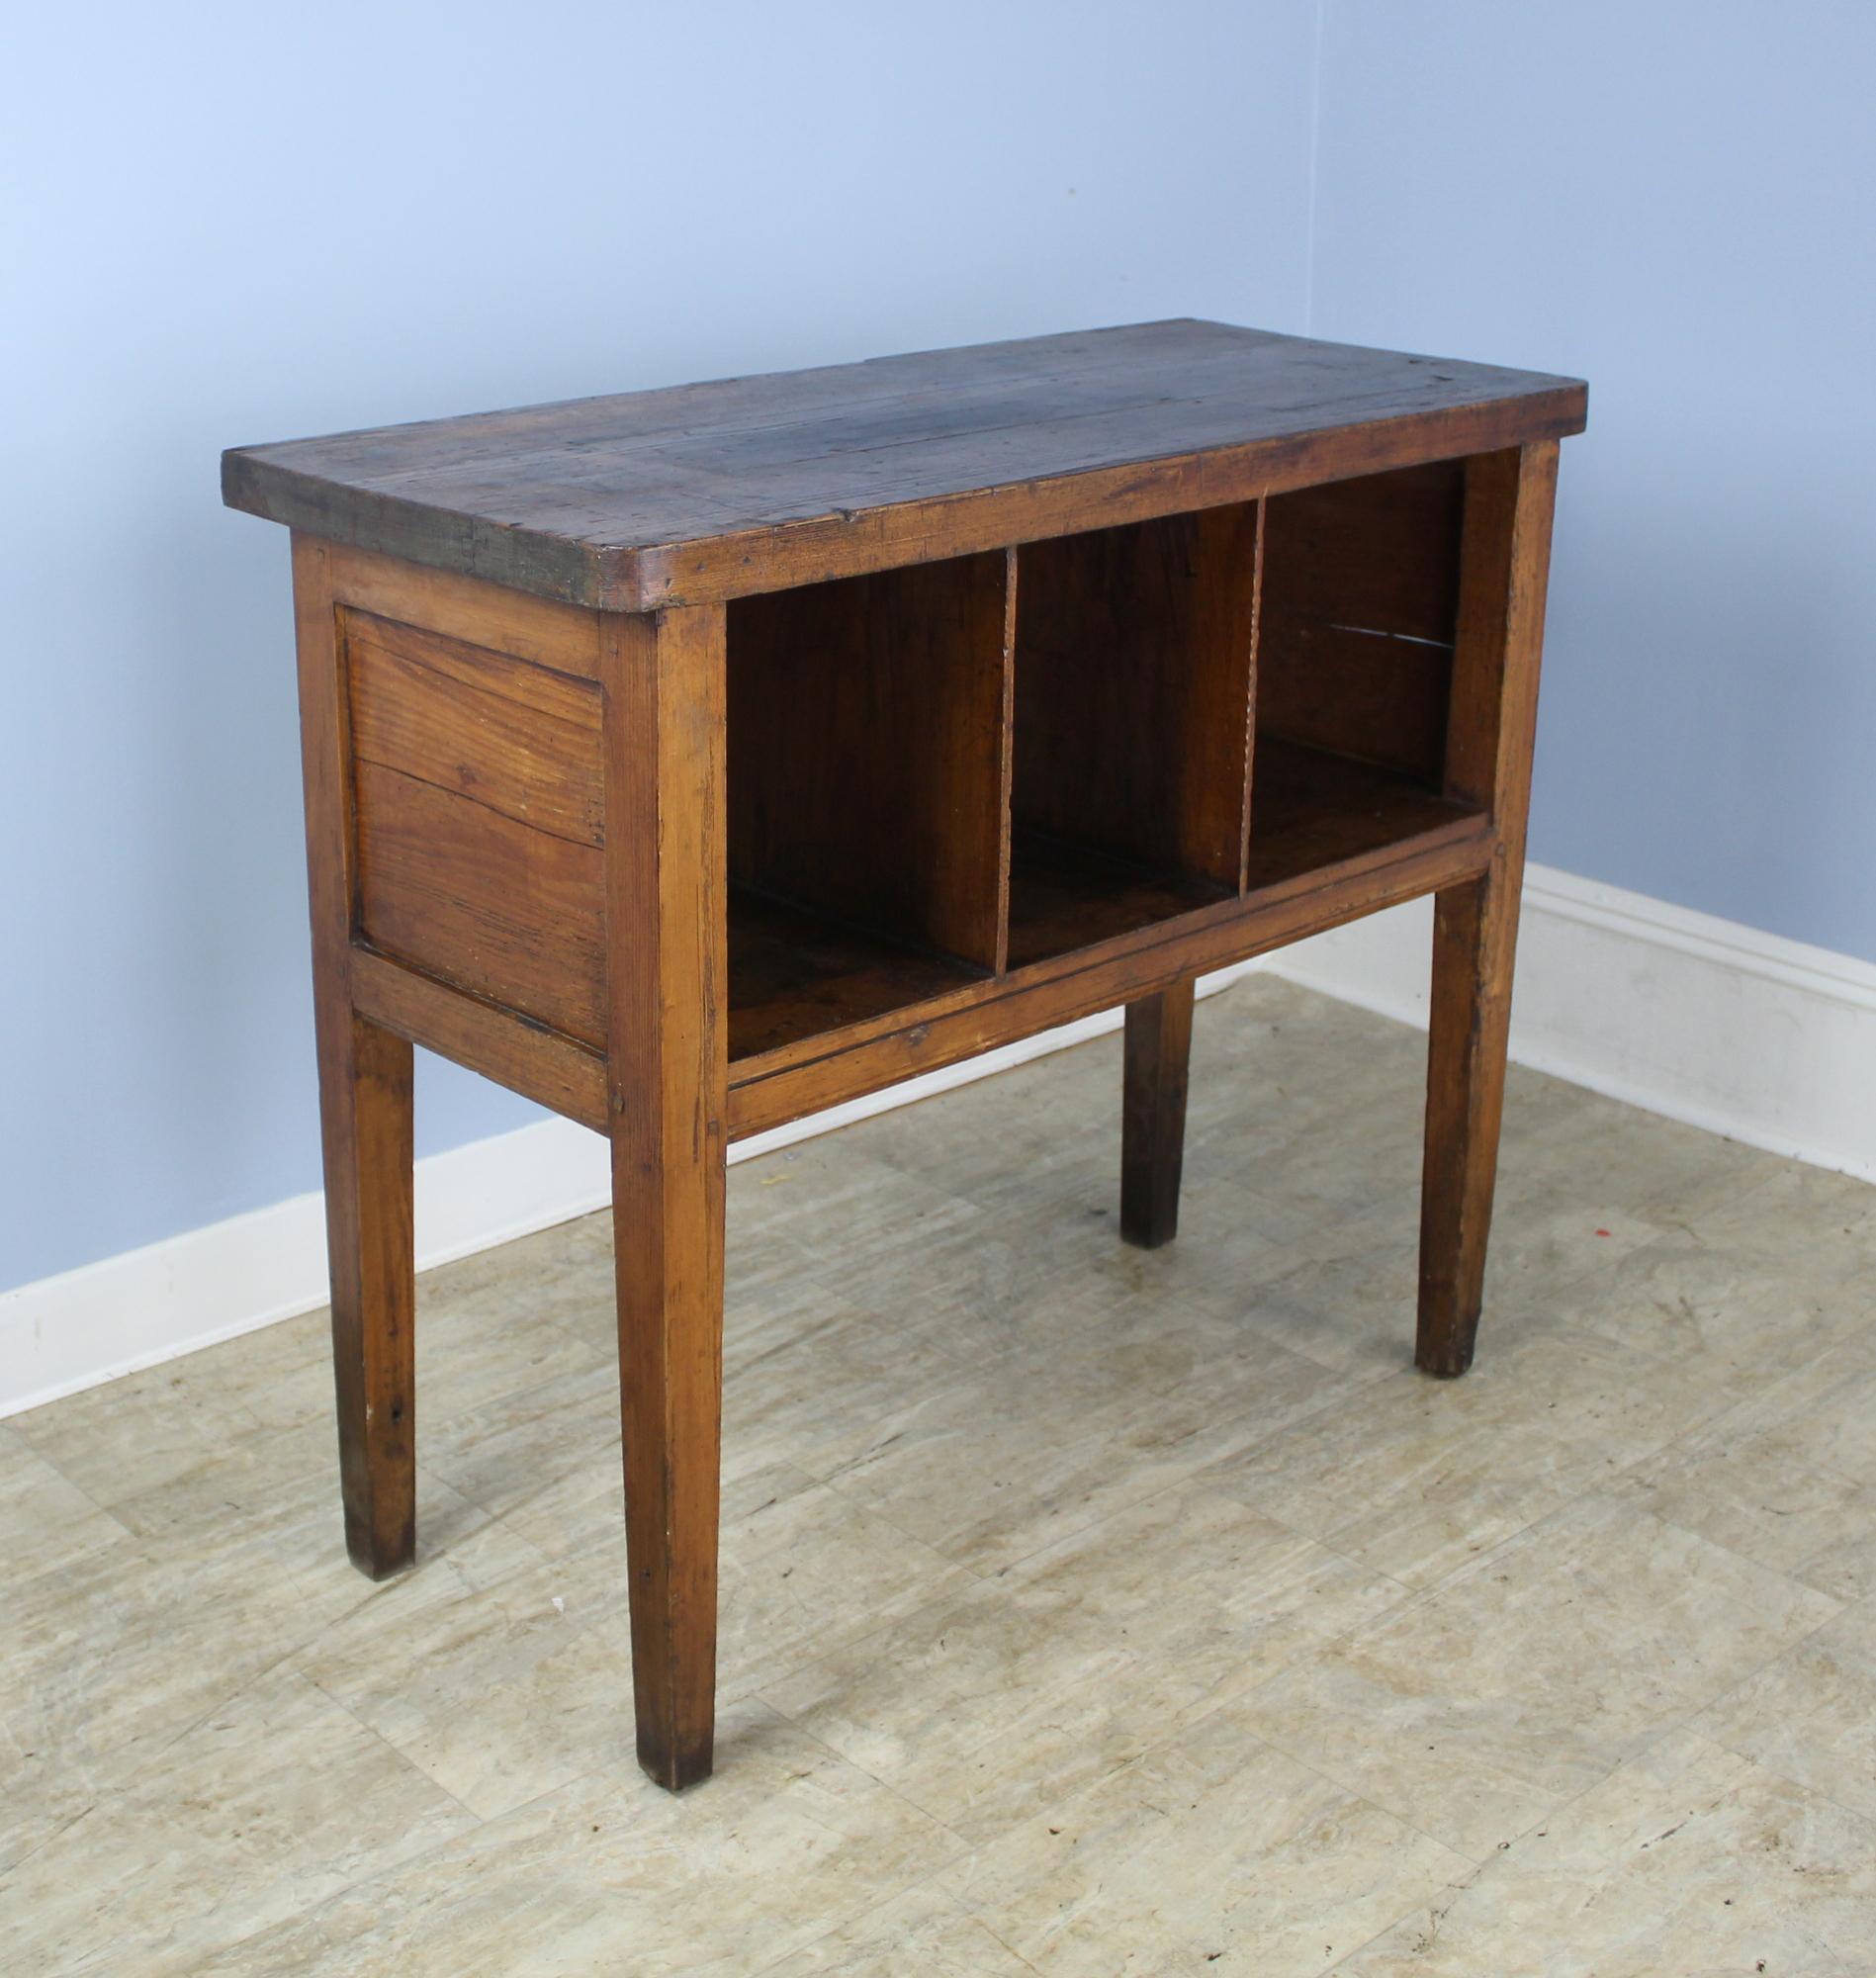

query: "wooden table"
(223, 320), (1586, 1790)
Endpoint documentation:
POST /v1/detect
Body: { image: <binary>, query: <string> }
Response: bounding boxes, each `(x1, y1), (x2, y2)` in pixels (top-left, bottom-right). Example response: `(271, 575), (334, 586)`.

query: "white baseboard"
(6, 864), (1873, 1417)
(1264, 861), (1876, 1186)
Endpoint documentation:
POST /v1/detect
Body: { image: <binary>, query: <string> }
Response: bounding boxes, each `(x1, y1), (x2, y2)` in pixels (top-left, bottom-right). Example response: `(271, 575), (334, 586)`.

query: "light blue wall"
(1310, 1), (1876, 962)
(0, 1), (1319, 1292)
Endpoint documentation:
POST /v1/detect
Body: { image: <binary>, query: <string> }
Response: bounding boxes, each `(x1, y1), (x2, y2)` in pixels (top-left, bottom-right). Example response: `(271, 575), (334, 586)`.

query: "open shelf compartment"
(1007, 505), (1261, 967)
(724, 458), (1485, 1071)
(725, 551), (1011, 1063)
(1249, 456), (1476, 882)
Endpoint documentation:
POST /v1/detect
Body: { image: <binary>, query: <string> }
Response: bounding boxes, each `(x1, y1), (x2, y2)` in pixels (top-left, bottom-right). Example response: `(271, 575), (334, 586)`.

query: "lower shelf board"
(1006, 832), (1233, 970)
(728, 889), (987, 1063)
(1246, 739), (1481, 889)
(727, 747), (1482, 1068)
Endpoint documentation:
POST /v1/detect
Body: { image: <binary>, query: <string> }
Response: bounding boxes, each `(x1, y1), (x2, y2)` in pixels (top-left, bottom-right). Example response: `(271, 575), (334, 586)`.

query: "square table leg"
(293, 539), (419, 1579)
(601, 603), (729, 1791)
(1416, 441), (1560, 1377)
(1120, 977), (1197, 1248)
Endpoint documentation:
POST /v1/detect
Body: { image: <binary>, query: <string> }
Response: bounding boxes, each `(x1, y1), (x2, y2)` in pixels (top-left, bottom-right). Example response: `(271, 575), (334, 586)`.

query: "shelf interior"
(723, 462), (1479, 1067)
(725, 551), (1009, 1063)
(727, 888), (986, 1063)
(1007, 504), (1260, 965)
(1005, 833), (1232, 972)
(1245, 739), (1481, 890)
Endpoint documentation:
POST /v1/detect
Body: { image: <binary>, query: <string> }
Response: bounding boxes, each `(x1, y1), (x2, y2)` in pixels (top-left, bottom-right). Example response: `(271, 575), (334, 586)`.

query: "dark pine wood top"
(223, 320), (1585, 611)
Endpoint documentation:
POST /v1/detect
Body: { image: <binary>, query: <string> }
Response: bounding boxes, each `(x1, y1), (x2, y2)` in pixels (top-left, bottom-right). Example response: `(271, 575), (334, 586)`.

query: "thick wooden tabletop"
(223, 319), (1585, 611)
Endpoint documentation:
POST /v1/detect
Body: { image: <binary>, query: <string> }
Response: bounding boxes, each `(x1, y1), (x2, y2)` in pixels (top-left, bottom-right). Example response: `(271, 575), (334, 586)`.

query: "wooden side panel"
(1259, 460), (1466, 781)
(1013, 504), (1259, 888)
(726, 552), (1011, 971)
(352, 763), (605, 1045)
(346, 612), (603, 844)
(342, 608), (608, 1049)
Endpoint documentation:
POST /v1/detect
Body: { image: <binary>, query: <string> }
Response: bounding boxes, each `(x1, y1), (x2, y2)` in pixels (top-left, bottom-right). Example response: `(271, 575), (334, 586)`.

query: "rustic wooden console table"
(223, 320), (1585, 1789)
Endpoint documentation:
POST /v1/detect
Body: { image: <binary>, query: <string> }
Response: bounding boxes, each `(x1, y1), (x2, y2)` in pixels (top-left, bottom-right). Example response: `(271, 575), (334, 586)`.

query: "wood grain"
(290, 536), (416, 1580)
(346, 612), (603, 845)
(351, 946), (608, 1133)
(1013, 502), (1260, 919)
(602, 602), (729, 1792)
(225, 321), (1585, 609)
(727, 551), (1011, 970)
(1259, 460), (1466, 781)
(352, 762), (606, 1046)
(322, 539), (605, 677)
(1417, 442), (1561, 1378)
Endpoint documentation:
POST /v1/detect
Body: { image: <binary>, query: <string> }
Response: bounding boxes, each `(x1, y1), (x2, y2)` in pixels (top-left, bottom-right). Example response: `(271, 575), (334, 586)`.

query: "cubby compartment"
(1249, 459), (1480, 887)
(725, 552), (1011, 1062)
(1007, 506), (1261, 966)
(724, 463), (1487, 1065)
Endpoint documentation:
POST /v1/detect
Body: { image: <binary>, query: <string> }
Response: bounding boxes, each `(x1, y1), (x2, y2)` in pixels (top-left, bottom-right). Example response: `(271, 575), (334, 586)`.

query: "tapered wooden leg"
(1121, 979), (1196, 1248)
(316, 1008), (417, 1573)
(1414, 440), (1560, 1377)
(602, 602), (728, 1792)
(1417, 870), (1519, 1376)
(291, 534), (418, 1578)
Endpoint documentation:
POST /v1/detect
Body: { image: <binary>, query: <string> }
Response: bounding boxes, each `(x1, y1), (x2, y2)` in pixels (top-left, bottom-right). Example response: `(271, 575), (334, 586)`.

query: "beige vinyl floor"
(6, 975), (1876, 1976)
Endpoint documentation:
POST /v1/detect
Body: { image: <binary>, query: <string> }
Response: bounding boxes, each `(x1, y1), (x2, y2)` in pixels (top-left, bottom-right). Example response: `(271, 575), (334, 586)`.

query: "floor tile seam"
(1148, 1694), (1488, 1876)
(1618, 1354), (1876, 1493)
(0, 1796), (106, 1896)
(1226, 1500), (1555, 1658)
(1230, 1521), (1860, 1872)
(416, 1312), (619, 1412)
(740, 1867), (1041, 1978)
(806, 1471), (998, 1582)
(969, 1915), (1050, 1974)
(422, 1445), (618, 1535)
(1322, 1865), (1477, 1976)
(1606, 1432), (1875, 1567)
(188, 1728), (777, 1969)
(304, 1668), (489, 1830)
(0, 1666), (456, 1974)
(279, 1517), (565, 1685)
(750, 1623), (1171, 1811)
(419, 1351), (625, 1450)
(1470, 1645), (1871, 1858)
(1565, 1299), (1876, 1401)
(7, 1434), (140, 1543)
(849, 1432), (1263, 1587)
(1224, 1693), (1594, 1877)
(5, 1519), (154, 1612)
(1672, 1606), (1876, 1836)
(1582, 1489), (1854, 1629)
(1564, 1312), (1846, 1413)
(168, 1764), (614, 1971)
(0, 1617), (377, 1886)
(1262, 1428), (1609, 1572)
